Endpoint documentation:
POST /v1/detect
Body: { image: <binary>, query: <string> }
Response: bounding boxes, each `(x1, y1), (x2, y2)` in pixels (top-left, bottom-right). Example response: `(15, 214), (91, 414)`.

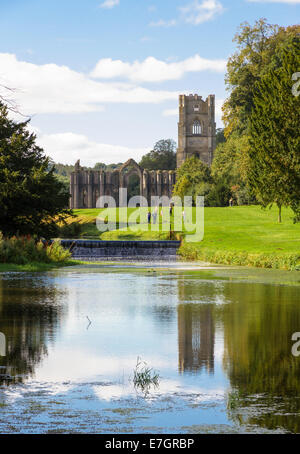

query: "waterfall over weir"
(60, 240), (181, 261)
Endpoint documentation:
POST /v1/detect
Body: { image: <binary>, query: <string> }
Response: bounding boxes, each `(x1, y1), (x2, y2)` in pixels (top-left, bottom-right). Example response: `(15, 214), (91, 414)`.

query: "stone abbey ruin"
(69, 94), (216, 208)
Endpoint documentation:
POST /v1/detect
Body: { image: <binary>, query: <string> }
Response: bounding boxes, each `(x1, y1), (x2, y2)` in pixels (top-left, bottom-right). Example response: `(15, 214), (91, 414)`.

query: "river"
(0, 263), (299, 433)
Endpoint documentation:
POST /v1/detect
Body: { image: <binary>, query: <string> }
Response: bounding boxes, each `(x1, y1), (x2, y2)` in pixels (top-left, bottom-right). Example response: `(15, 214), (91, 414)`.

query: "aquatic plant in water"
(132, 357), (160, 395)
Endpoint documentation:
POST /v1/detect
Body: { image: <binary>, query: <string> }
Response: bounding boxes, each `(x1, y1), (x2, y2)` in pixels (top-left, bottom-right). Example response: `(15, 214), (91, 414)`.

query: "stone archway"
(119, 159), (144, 201)
(125, 171), (141, 201)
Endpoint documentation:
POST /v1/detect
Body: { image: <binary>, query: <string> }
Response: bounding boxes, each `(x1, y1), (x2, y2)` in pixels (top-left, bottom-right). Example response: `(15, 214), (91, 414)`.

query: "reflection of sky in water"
(31, 272), (228, 400)
(0, 265), (299, 433)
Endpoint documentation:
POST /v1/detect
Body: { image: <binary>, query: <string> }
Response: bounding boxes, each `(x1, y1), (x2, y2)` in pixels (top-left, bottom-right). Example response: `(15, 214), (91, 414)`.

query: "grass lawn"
(68, 205), (300, 270)
(199, 205), (299, 254)
(70, 208), (174, 240)
(180, 205), (300, 270)
(71, 205), (299, 252)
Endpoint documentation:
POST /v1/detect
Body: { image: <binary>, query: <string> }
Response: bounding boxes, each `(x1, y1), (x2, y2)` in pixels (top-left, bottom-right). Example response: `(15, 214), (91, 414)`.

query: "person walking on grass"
(153, 207), (158, 225)
(147, 210), (151, 224)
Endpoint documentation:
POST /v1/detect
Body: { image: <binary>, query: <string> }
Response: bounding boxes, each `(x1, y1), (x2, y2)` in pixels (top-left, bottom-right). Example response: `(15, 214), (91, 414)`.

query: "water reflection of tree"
(222, 283), (300, 433)
(177, 275), (300, 432)
(0, 276), (65, 383)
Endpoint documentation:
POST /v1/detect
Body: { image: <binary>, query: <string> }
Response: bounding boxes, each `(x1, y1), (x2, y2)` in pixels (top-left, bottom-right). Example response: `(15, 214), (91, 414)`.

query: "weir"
(60, 240), (181, 261)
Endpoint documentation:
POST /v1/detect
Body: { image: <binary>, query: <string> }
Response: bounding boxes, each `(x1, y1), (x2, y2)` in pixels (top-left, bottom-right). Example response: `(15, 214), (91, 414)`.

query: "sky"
(0, 0), (299, 166)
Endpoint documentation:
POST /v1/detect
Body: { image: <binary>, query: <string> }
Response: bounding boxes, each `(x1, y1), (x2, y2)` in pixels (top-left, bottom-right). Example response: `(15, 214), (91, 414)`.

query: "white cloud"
(99, 0), (119, 9)
(149, 19), (177, 27)
(36, 131), (149, 166)
(247, 0), (300, 3)
(180, 0), (224, 25)
(91, 54), (226, 83)
(148, 0), (224, 28)
(140, 36), (152, 42)
(0, 53), (179, 116)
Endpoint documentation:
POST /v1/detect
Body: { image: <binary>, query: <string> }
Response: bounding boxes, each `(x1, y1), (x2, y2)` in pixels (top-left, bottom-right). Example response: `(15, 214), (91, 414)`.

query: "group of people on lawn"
(147, 205), (185, 224)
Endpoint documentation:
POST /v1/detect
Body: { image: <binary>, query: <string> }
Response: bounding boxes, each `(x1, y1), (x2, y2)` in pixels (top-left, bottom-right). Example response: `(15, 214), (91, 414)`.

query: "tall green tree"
(216, 128), (226, 146)
(173, 156), (213, 205)
(139, 139), (176, 170)
(0, 102), (71, 237)
(248, 37), (300, 222)
(211, 133), (253, 205)
(223, 19), (300, 137)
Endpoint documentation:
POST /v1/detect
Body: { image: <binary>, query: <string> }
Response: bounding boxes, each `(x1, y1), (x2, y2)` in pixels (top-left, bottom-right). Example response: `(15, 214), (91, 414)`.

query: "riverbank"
(2, 206), (298, 272)
(68, 206), (300, 271)
(178, 205), (299, 270)
(0, 236), (75, 272)
(179, 244), (299, 270)
(0, 260), (81, 272)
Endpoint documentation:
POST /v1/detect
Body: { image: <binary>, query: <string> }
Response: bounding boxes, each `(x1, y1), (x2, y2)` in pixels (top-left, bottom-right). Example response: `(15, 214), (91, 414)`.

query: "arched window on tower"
(192, 120), (202, 135)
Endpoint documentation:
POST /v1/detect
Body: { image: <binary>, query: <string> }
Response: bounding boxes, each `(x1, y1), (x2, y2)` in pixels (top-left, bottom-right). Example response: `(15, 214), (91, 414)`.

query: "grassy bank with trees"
(63, 205), (300, 270)
(169, 19), (299, 270)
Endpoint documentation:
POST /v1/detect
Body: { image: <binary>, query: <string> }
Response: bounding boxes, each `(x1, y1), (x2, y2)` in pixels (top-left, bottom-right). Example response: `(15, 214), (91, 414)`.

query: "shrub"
(58, 221), (82, 238)
(46, 240), (71, 262)
(0, 233), (71, 264)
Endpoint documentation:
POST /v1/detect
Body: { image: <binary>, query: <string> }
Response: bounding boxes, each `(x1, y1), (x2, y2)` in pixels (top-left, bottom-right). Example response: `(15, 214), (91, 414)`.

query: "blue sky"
(0, 0), (299, 165)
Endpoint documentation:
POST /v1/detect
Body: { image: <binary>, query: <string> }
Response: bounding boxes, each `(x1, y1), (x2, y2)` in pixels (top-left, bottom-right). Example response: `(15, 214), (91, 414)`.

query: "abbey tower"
(70, 93), (216, 208)
(177, 94), (216, 168)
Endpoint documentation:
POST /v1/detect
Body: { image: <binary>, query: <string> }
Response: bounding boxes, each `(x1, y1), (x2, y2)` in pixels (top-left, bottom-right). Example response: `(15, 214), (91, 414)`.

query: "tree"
(93, 162), (107, 170)
(248, 36), (300, 222)
(0, 102), (71, 237)
(211, 133), (253, 205)
(221, 19), (300, 217)
(173, 156), (213, 205)
(0, 84), (21, 115)
(223, 19), (300, 137)
(216, 128), (226, 146)
(139, 139), (176, 170)
(93, 162), (122, 171)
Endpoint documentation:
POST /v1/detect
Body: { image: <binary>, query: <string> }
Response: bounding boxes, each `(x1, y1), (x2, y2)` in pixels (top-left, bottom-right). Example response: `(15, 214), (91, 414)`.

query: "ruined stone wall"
(69, 160), (176, 209)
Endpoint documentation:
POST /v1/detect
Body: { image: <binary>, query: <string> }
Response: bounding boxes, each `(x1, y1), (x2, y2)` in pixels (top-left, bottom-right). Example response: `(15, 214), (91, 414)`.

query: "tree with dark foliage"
(139, 139), (177, 170)
(248, 37), (300, 223)
(0, 102), (71, 238)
